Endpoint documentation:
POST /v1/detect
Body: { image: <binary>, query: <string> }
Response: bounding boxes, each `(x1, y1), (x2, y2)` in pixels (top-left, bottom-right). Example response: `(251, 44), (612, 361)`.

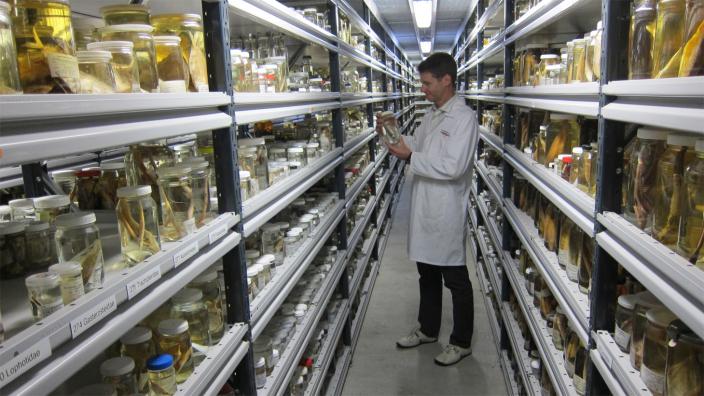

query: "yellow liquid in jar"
(652, 0), (686, 78)
(678, 152), (704, 268)
(157, 333), (194, 384)
(151, 14), (209, 92)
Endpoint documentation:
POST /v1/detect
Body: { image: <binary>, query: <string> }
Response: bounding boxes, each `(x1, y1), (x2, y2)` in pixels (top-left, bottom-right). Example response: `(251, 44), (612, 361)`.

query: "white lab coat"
(404, 94), (479, 266)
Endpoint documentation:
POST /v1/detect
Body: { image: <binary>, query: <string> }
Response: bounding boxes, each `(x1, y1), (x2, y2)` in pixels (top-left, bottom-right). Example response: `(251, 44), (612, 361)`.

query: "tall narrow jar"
(116, 186), (161, 265)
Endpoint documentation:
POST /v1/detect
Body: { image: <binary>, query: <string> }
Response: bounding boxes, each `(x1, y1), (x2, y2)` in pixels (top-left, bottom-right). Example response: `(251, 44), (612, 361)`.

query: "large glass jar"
(87, 41), (140, 93)
(0, 221), (26, 278)
(157, 319), (194, 384)
(52, 169), (77, 196)
(567, 219), (584, 283)
(630, 291), (664, 370)
(629, 0), (657, 79)
(100, 4), (150, 25)
(77, 50), (117, 93)
(153, 35), (188, 93)
(679, 0), (704, 77)
(75, 168), (101, 210)
(152, 14), (208, 92)
(26, 221), (56, 271)
(189, 271), (225, 344)
(574, 341), (589, 395)
(545, 113), (580, 167)
(641, 307), (678, 395)
(55, 212), (104, 292)
(571, 38), (588, 82)
(12, 0), (79, 94)
(379, 111), (401, 145)
(665, 319), (704, 395)
(99, 24), (158, 93)
(631, 128), (668, 231)
(584, 30), (598, 82)
(653, 134), (697, 247)
(100, 356), (138, 396)
(577, 232), (594, 294)
(652, 0), (686, 78)
(537, 54), (559, 85)
(0, 1), (21, 94)
(261, 223), (285, 267)
(522, 44), (546, 86)
(120, 326), (155, 395)
(116, 186), (160, 265)
(615, 293), (640, 353)
(679, 139), (704, 267)
(34, 194), (70, 224)
(171, 288), (211, 348)
(157, 166), (195, 241)
(99, 162), (127, 210)
(125, 142), (176, 212)
(565, 327), (580, 378)
(182, 160), (213, 228)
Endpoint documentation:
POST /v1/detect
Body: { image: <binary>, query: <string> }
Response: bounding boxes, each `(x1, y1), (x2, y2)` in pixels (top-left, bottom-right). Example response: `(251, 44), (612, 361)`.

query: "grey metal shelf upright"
(452, 0), (704, 395)
(0, 0), (418, 395)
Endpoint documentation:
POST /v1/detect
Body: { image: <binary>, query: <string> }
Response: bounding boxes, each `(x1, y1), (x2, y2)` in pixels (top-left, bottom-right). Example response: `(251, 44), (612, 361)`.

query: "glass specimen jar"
(100, 356), (138, 396)
(125, 142), (176, 212)
(189, 271), (225, 344)
(545, 113), (580, 167)
(305, 142), (320, 163)
(630, 291), (664, 370)
(522, 44), (545, 85)
(99, 162), (127, 210)
(12, 0), (79, 94)
(665, 319), (704, 395)
(51, 169), (77, 196)
(157, 319), (194, 383)
(151, 14), (209, 92)
(652, 0), (686, 78)
(0, 221), (26, 278)
(577, 232), (594, 294)
(537, 54), (559, 85)
(629, 0), (657, 79)
(571, 38), (588, 82)
(261, 223), (285, 267)
(99, 24), (158, 92)
(254, 335), (274, 376)
(631, 127), (668, 231)
(120, 326), (155, 395)
(379, 111), (401, 145)
(25, 271), (63, 320)
(565, 327), (580, 378)
(101, 4), (150, 25)
(9, 198), (34, 221)
(87, 41), (141, 93)
(679, 139), (704, 267)
(247, 266), (260, 299)
(615, 293), (640, 353)
(55, 212), (104, 292)
(239, 138), (269, 191)
(679, 0), (704, 77)
(573, 340), (589, 395)
(287, 147), (306, 164)
(0, 205), (9, 221)
(34, 194), (70, 224)
(77, 50), (117, 93)
(170, 288), (211, 348)
(567, 219), (584, 283)
(157, 166), (195, 241)
(255, 356), (266, 388)
(152, 35), (187, 93)
(0, 1), (21, 94)
(116, 186), (161, 265)
(542, 200), (559, 253)
(183, 160), (213, 228)
(75, 169), (101, 210)
(48, 261), (84, 304)
(558, 213), (575, 269)
(245, 249), (261, 266)
(147, 354), (177, 396)
(641, 307), (678, 395)
(553, 306), (568, 351)
(240, 170), (252, 201)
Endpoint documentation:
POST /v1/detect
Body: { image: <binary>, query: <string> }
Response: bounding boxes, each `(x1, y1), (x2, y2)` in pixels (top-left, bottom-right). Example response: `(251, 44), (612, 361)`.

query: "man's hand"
(387, 136), (412, 160)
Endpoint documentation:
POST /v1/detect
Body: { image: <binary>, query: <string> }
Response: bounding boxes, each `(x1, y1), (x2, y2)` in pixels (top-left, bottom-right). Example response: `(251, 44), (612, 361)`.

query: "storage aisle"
(342, 173), (508, 395)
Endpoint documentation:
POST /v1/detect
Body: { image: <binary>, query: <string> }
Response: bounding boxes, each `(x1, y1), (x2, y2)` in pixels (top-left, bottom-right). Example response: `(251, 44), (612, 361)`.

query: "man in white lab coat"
(383, 52), (479, 366)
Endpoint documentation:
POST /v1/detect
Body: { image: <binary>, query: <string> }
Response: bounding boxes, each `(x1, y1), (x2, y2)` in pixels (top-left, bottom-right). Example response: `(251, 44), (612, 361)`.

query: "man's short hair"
(417, 53), (457, 84)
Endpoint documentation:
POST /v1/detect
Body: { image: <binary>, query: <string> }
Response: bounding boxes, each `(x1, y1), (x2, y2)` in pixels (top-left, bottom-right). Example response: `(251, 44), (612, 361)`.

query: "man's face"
(420, 71), (451, 103)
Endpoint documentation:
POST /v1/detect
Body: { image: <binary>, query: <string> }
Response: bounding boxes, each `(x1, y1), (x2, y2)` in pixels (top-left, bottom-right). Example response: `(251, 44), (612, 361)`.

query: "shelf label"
(70, 296), (117, 339)
(0, 339), (51, 387)
(208, 225), (228, 244)
(126, 266), (162, 300)
(173, 242), (199, 267)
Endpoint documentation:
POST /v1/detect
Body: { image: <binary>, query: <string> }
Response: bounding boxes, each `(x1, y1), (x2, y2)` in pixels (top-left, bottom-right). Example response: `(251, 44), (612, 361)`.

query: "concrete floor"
(342, 172), (508, 396)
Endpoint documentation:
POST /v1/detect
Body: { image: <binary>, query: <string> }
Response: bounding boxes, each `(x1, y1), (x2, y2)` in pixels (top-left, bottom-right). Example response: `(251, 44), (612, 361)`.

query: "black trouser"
(417, 262), (474, 349)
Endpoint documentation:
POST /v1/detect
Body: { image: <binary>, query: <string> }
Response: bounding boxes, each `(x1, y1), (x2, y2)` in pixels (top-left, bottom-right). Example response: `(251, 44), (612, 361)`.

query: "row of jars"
(480, 74), (505, 91)
(344, 106), (369, 141)
(254, 242), (341, 388)
(629, 0), (704, 79)
(514, 0), (544, 20)
(621, 128), (704, 268)
(344, 149), (372, 190)
(0, 1), (209, 95)
(230, 33), (291, 93)
(614, 289), (703, 395)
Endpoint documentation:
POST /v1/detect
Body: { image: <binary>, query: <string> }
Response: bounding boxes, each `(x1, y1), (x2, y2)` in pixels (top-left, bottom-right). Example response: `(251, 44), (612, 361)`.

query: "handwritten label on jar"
(47, 53), (79, 92)
(126, 266), (162, 300)
(208, 226), (228, 244)
(173, 243), (199, 267)
(0, 339), (51, 387)
(70, 296), (117, 339)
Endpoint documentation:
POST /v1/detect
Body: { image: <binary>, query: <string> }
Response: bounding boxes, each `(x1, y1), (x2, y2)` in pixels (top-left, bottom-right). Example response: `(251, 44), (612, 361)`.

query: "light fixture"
(412, 0), (433, 28)
(420, 40), (431, 53)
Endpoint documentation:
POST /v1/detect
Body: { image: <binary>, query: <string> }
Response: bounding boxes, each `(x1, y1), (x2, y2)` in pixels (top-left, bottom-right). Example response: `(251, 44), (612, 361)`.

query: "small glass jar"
(552, 306), (568, 351)
(125, 142), (176, 206)
(615, 293), (640, 353)
(100, 4), (151, 25)
(537, 54), (559, 85)
(246, 249), (261, 266)
(55, 212), (104, 292)
(100, 24), (158, 93)
(182, 160), (213, 228)
(48, 262), (84, 304)
(665, 319), (704, 396)
(287, 147), (306, 164)
(247, 266), (261, 298)
(99, 162), (128, 209)
(24, 220), (55, 270)
(151, 14), (209, 92)
(255, 356), (266, 388)
(116, 186), (161, 265)
(74, 168), (102, 210)
(157, 166), (195, 241)
(630, 291), (664, 370)
(571, 38), (588, 83)
(34, 195), (70, 225)
(52, 169), (77, 196)
(239, 138), (269, 191)
(100, 356), (138, 396)
(171, 288), (211, 348)
(641, 307), (678, 396)
(0, 205), (10, 222)
(147, 354), (177, 396)
(77, 50), (117, 93)
(120, 326), (156, 395)
(0, 1), (21, 94)
(25, 271), (63, 321)
(240, 170), (252, 201)
(153, 35), (188, 93)
(157, 319), (195, 383)
(0, 221), (27, 278)
(261, 224), (285, 267)
(286, 228), (303, 253)
(9, 198), (34, 221)
(305, 143), (320, 163)
(251, 263), (267, 290)
(189, 271), (225, 344)
(258, 254), (276, 278)
(254, 335), (274, 376)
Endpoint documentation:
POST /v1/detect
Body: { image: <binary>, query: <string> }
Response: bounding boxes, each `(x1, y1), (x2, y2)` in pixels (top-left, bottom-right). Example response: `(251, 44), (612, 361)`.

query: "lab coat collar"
(430, 94), (460, 118)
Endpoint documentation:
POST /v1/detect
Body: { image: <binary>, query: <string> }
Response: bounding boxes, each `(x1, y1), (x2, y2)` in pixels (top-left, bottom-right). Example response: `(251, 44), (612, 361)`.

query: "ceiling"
(362, 0), (475, 64)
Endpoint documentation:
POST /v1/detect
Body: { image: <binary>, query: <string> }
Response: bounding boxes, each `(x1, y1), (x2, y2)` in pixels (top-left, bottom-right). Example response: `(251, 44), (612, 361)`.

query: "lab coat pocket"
(418, 182), (449, 232)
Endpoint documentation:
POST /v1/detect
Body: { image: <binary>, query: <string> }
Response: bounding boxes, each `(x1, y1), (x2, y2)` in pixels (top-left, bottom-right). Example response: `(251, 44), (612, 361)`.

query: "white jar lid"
(617, 293), (639, 311)
(667, 134), (697, 148)
(100, 356), (135, 377)
(25, 271), (60, 288)
(247, 267), (260, 277)
(262, 223), (279, 232)
(87, 41), (134, 51)
(77, 50), (113, 62)
(239, 170), (251, 179)
(540, 54), (559, 59)
(287, 147), (305, 153)
(230, 49), (242, 55)
(294, 310), (305, 317)
(56, 212), (96, 228)
(295, 303), (308, 311)
(572, 147), (584, 155)
(0, 205), (9, 215)
(192, 270), (218, 283)
(258, 254), (276, 264)
(153, 35), (181, 44)
(290, 226), (303, 233)
(158, 319), (189, 336)
(288, 161), (302, 167)
(9, 198), (34, 209)
(255, 356), (266, 367)
(100, 24), (154, 33)
(241, 52), (250, 58)
(171, 288), (203, 304)
(306, 143), (320, 148)
(120, 326), (153, 345)
(157, 166), (191, 177)
(34, 194), (70, 209)
(117, 185), (152, 198)
(251, 264), (264, 273)
(549, 113), (577, 120)
(0, 221), (26, 235)
(49, 262), (82, 277)
(637, 127), (669, 141)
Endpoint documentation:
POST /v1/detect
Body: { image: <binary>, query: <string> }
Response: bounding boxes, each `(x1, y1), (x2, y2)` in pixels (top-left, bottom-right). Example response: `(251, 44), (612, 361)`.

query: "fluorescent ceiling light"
(413, 0), (433, 28)
(420, 40), (431, 53)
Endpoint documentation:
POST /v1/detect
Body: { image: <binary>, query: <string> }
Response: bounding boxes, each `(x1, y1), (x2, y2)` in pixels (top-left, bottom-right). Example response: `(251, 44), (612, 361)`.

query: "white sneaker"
(396, 327), (438, 348)
(434, 344), (472, 366)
